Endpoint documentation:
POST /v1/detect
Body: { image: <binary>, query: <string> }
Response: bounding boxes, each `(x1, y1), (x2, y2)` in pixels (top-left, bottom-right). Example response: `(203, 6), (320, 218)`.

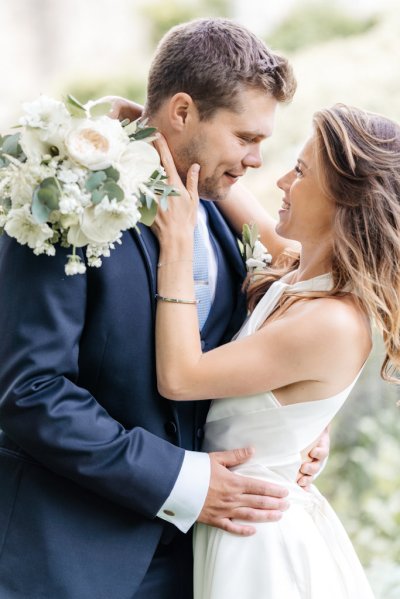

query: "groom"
(0, 18), (327, 599)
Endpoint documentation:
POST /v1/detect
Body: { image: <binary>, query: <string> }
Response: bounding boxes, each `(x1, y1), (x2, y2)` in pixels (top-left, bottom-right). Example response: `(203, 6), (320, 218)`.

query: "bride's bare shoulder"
(281, 294), (371, 352)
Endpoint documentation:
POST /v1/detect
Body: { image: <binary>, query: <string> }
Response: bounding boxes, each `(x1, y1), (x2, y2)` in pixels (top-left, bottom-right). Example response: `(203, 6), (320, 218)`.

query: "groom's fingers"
(211, 447), (255, 468)
(197, 452), (289, 536)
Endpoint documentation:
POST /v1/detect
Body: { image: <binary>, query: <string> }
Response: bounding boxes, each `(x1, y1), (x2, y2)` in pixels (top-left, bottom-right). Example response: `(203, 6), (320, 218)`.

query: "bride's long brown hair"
(246, 104), (400, 382)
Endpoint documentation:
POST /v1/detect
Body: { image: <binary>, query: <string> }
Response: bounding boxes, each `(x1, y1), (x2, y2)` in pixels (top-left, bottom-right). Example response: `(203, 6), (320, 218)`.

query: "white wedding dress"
(194, 274), (375, 599)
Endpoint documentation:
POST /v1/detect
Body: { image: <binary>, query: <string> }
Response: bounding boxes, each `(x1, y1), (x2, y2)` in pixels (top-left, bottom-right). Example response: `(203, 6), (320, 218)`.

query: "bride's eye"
(294, 164), (303, 177)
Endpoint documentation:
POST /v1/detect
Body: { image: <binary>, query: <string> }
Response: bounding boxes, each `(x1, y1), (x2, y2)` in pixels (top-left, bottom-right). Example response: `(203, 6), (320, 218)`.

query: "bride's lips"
(278, 198), (290, 215)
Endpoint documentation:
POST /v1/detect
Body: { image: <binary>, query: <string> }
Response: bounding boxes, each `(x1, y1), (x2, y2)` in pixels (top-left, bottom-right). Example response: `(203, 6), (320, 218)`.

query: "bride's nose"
(276, 170), (292, 191)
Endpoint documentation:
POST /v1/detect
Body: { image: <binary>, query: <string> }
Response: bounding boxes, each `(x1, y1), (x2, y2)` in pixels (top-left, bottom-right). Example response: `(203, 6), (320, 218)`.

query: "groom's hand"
(197, 448), (289, 536)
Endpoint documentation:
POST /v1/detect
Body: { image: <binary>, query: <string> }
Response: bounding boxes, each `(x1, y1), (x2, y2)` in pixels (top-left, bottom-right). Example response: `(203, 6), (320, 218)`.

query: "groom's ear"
(167, 93), (199, 132)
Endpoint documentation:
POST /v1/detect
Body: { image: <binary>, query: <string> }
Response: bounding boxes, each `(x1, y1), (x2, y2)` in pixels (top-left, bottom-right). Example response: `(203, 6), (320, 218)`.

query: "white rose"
(65, 116), (127, 170)
(79, 197), (140, 244)
(4, 204), (53, 250)
(117, 141), (160, 196)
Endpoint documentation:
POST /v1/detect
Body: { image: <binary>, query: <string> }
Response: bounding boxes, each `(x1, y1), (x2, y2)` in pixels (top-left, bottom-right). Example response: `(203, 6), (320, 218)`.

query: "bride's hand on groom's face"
(297, 428), (330, 490)
(151, 135), (200, 244)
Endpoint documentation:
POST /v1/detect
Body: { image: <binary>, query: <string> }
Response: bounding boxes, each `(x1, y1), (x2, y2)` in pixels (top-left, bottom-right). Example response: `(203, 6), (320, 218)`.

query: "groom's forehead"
(221, 108), (277, 139)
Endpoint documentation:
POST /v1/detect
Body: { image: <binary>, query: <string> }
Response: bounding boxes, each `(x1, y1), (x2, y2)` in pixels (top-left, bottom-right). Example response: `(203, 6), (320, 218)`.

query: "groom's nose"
(243, 145), (263, 169)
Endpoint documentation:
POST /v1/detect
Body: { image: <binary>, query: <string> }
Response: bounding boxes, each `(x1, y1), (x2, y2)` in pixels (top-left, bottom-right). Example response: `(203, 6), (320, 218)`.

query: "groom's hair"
(146, 18), (296, 120)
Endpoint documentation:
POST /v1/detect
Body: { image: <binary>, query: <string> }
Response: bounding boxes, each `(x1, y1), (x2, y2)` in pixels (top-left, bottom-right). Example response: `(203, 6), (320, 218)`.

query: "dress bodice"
(202, 273), (361, 485)
(195, 272), (375, 599)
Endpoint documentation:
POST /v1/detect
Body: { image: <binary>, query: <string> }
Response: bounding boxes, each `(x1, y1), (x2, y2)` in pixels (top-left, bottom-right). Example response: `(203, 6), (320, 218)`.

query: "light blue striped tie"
(193, 224), (212, 330)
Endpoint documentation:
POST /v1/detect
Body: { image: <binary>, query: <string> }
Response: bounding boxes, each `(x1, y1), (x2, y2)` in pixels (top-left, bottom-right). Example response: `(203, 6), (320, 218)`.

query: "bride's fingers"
(186, 163), (200, 207)
(153, 134), (182, 186)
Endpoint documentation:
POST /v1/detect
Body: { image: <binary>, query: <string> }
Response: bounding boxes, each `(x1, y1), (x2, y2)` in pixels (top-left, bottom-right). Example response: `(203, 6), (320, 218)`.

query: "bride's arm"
(221, 182), (300, 261)
(153, 137), (352, 402)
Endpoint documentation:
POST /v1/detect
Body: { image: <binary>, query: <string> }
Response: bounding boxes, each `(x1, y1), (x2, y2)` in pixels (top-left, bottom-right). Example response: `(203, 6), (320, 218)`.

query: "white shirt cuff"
(157, 450), (210, 533)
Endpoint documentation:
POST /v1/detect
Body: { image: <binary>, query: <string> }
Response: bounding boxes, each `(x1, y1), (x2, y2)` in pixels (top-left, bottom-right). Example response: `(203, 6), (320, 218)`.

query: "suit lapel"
(130, 224), (159, 312)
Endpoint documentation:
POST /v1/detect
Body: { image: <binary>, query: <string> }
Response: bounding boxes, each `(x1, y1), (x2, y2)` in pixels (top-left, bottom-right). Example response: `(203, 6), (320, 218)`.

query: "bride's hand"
(93, 95), (144, 122)
(151, 135), (200, 246)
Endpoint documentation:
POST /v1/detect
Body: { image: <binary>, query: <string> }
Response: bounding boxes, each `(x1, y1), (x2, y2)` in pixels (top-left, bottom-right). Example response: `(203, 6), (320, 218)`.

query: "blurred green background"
(1, 1), (399, 596)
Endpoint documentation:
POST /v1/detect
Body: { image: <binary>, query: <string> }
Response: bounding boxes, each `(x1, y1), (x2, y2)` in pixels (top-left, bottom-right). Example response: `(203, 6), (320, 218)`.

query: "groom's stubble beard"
(174, 138), (229, 203)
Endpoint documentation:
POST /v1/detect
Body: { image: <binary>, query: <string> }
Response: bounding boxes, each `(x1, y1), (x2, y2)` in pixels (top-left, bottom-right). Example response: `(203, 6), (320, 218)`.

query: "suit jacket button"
(164, 421), (177, 436)
(196, 427), (204, 440)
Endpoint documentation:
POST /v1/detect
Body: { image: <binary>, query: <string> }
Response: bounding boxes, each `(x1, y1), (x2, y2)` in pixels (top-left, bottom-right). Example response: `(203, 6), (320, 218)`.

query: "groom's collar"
(202, 200), (246, 280)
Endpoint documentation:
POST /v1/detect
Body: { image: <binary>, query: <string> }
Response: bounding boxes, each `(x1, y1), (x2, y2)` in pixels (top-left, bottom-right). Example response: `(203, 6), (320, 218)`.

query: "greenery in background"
(68, 0), (232, 111)
(140, 0), (232, 46)
(318, 335), (400, 597)
(266, 2), (379, 52)
(67, 78), (146, 112)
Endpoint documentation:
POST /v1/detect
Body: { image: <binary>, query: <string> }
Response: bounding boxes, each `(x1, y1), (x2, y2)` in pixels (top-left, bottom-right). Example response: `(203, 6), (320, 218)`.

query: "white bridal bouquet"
(0, 95), (175, 275)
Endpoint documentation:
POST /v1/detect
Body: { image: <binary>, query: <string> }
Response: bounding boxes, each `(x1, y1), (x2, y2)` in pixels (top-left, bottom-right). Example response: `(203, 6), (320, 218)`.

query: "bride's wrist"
(158, 239), (193, 261)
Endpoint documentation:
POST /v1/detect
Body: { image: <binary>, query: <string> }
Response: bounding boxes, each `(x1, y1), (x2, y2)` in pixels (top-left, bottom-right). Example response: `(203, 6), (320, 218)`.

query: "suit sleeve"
(0, 235), (185, 519)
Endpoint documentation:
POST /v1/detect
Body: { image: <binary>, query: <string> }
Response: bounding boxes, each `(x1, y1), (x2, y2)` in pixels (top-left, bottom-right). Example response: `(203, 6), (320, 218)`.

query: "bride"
(151, 104), (400, 598)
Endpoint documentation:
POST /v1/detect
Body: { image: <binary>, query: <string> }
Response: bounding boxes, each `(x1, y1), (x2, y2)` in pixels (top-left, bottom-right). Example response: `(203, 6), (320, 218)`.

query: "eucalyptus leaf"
(89, 101), (112, 118)
(31, 177), (61, 223)
(104, 166), (120, 182)
(65, 94), (87, 118)
(131, 127), (157, 141)
(102, 181), (124, 202)
(2, 133), (22, 158)
(32, 189), (52, 223)
(139, 201), (158, 226)
(86, 171), (107, 191)
(32, 177), (61, 223)
(91, 189), (106, 205)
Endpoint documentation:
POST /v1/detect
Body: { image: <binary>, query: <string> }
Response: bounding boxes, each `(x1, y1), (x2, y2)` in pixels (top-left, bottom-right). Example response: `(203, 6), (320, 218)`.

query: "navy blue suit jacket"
(0, 201), (247, 598)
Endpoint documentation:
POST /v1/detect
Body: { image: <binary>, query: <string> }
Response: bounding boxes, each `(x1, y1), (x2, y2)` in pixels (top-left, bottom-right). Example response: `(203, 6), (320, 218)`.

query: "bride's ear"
(167, 93), (199, 132)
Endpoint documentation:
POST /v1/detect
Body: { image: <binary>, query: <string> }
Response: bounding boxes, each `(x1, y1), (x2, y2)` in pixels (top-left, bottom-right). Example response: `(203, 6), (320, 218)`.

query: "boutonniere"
(241, 223), (272, 273)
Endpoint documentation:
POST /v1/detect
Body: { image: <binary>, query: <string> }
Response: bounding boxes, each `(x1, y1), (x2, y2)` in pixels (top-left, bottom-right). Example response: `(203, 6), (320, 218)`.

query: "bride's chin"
(275, 222), (289, 238)
(275, 223), (299, 244)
